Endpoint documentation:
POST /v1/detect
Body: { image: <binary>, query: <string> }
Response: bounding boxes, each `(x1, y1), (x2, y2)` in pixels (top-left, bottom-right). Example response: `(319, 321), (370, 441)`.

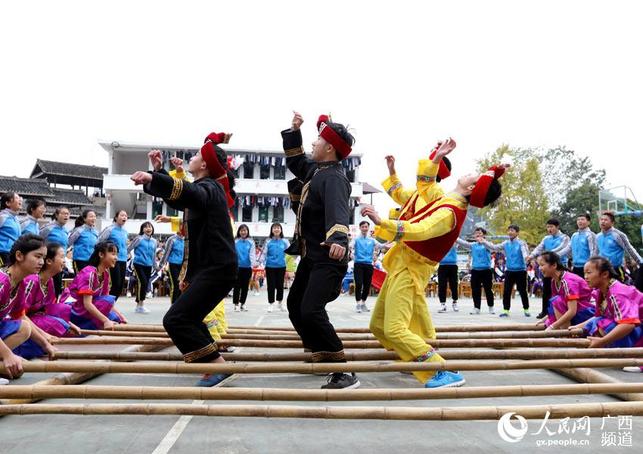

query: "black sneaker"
(321, 372), (361, 389)
(536, 312), (547, 319)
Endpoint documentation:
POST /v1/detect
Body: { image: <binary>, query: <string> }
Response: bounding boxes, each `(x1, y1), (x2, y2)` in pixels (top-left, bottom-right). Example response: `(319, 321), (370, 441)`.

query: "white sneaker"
(437, 304), (447, 313)
(278, 302), (285, 312)
(0, 378), (9, 385)
(267, 304), (273, 313)
(126, 292), (132, 298)
(622, 366), (643, 373)
(488, 307), (495, 314)
(470, 308), (480, 315)
(361, 302), (370, 312)
(355, 304), (362, 313)
(452, 302), (459, 312)
(234, 305), (240, 312)
(135, 306), (150, 314)
(146, 292), (153, 299)
(254, 292), (260, 296)
(241, 304), (248, 312)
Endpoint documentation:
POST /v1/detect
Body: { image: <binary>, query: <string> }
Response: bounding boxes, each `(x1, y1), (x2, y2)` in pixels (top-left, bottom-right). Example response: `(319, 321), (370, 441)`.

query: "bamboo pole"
(3, 382), (643, 402)
(112, 324), (166, 332)
(1, 401), (642, 420)
(228, 323), (546, 333)
(51, 347), (643, 362)
(53, 337), (591, 349)
(4, 358), (642, 375)
(553, 367), (643, 402)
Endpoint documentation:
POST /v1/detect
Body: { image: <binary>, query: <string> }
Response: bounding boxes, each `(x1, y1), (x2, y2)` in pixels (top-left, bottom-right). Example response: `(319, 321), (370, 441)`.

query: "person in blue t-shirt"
(596, 211), (643, 291)
(127, 221), (158, 314)
(527, 218), (570, 319)
(0, 192), (23, 266)
(457, 227), (495, 314)
(437, 245), (460, 313)
(233, 224), (257, 312)
(98, 209), (130, 300)
(68, 209), (99, 273)
(558, 213), (598, 278)
(259, 223), (290, 312)
(39, 206), (70, 296)
(158, 224), (185, 305)
(350, 221), (379, 313)
(20, 199), (46, 236)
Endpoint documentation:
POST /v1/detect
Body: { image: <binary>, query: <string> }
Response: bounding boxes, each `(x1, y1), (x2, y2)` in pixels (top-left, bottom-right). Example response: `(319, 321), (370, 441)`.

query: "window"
(152, 199), (163, 219)
(166, 206), (178, 217)
(242, 205), (253, 222)
(258, 206), (269, 222)
(274, 165), (286, 180)
(260, 164), (270, 179)
(346, 169), (356, 183)
(243, 161), (255, 179)
(273, 205), (284, 223)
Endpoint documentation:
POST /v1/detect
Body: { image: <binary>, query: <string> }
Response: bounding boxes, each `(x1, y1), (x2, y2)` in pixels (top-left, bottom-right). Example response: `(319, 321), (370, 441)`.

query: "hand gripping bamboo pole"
(3, 358), (643, 375)
(51, 347), (643, 362)
(1, 401), (642, 420)
(2, 383), (643, 402)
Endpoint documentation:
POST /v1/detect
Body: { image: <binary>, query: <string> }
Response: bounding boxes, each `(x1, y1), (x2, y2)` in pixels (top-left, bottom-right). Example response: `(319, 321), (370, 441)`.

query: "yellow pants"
(369, 266), (444, 383)
(203, 301), (227, 341)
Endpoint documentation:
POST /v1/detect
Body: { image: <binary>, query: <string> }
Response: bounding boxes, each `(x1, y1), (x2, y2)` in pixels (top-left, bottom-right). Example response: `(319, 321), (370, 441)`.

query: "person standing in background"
(68, 209), (98, 272)
(0, 192), (23, 266)
(20, 199), (46, 235)
(351, 220), (379, 313)
(98, 210), (129, 300)
(39, 207), (70, 296)
(259, 222), (289, 313)
(233, 224), (257, 312)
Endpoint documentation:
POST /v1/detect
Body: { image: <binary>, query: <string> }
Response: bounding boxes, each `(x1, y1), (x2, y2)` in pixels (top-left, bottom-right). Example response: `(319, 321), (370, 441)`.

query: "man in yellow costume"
(361, 139), (507, 388)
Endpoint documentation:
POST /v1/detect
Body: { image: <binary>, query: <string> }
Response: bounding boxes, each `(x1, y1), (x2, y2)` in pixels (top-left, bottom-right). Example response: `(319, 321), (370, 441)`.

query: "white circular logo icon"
(497, 412), (529, 443)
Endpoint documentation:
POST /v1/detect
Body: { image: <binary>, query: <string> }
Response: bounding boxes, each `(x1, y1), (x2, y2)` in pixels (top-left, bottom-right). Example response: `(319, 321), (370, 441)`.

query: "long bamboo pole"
(4, 358), (642, 375)
(51, 347), (643, 362)
(1, 401), (642, 420)
(53, 337), (591, 349)
(553, 367), (643, 402)
(3, 383), (643, 401)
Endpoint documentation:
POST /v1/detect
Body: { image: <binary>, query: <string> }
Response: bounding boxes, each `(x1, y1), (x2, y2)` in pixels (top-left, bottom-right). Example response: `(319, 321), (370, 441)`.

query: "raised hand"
(433, 137), (457, 160)
(148, 149), (163, 171)
(170, 156), (184, 173)
(360, 205), (382, 226)
(292, 111), (304, 130)
(131, 171), (152, 185)
(154, 215), (171, 223)
(385, 155), (396, 176)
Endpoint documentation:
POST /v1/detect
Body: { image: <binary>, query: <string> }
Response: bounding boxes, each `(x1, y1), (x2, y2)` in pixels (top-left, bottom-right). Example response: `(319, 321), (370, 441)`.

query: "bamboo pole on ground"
(53, 337), (591, 349)
(228, 324), (546, 333)
(3, 383), (643, 402)
(3, 358), (642, 376)
(1, 401), (642, 420)
(51, 347), (643, 362)
(553, 367), (643, 401)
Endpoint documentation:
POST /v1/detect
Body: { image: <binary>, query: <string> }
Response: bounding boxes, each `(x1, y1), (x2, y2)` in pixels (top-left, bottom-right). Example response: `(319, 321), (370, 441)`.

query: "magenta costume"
(22, 274), (73, 336)
(584, 280), (643, 348)
(0, 269), (27, 340)
(545, 271), (595, 328)
(63, 266), (124, 330)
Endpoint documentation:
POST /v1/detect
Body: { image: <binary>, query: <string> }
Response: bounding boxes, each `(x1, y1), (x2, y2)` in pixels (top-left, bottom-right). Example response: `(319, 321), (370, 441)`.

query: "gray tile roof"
(31, 159), (107, 181)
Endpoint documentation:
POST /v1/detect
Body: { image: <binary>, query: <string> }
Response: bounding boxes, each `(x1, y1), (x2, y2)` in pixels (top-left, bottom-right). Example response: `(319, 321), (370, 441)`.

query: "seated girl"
(571, 256), (643, 349)
(64, 241), (127, 330)
(536, 251), (595, 330)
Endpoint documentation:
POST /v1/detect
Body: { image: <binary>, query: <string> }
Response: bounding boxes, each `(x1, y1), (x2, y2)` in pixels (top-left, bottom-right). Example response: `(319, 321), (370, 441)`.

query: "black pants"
(163, 267), (235, 363)
(74, 260), (90, 273)
(134, 264), (152, 303)
(614, 266), (626, 283)
(471, 269), (494, 309)
(572, 266), (585, 278)
(503, 270), (530, 311)
(353, 263), (374, 302)
(168, 263), (183, 304)
(265, 266), (286, 304)
(287, 257), (346, 359)
(438, 264), (459, 303)
(52, 272), (64, 297)
(233, 267), (253, 306)
(109, 261), (127, 299)
(635, 268), (643, 293)
(540, 276), (552, 315)
(0, 252), (8, 267)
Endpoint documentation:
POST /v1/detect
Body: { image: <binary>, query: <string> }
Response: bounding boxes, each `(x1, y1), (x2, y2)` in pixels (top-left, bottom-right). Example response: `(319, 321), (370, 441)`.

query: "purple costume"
(22, 274), (73, 337)
(545, 271), (595, 327)
(584, 280), (643, 348)
(0, 269), (31, 356)
(62, 266), (124, 330)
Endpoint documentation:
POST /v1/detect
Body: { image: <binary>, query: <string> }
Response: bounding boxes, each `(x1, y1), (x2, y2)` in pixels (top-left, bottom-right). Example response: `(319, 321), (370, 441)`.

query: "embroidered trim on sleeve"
(285, 147), (304, 157)
(326, 224), (349, 240)
(168, 177), (184, 201)
(386, 182), (402, 196)
(416, 175), (436, 183)
(393, 221), (405, 242)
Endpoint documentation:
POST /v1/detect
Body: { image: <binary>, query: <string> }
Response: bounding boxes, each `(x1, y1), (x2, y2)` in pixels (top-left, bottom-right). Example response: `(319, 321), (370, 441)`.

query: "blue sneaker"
(499, 310), (510, 318)
(424, 370), (466, 388)
(196, 373), (231, 387)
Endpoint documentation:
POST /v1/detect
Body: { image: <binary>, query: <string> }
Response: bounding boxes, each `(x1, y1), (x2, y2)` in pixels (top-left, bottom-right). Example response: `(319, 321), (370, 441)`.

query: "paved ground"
(0, 291), (641, 453)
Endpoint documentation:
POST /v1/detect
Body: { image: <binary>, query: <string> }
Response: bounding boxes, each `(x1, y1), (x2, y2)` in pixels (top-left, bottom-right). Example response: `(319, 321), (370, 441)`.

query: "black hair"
(41, 242), (64, 272)
(236, 224), (251, 239)
(214, 145), (237, 201)
(269, 222), (284, 239)
(436, 157), (452, 183)
(75, 209), (96, 228)
(359, 220), (370, 227)
(1, 192), (19, 210)
(26, 199), (46, 216)
(538, 251), (565, 271)
(508, 224), (520, 232)
(546, 218), (560, 227)
(483, 180), (503, 207)
(113, 209), (128, 223)
(88, 241), (119, 268)
(7, 234), (45, 266)
(53, 206), (69, 221)
(586, 256), (618, 279)
(578, 213), (591, 222)
(326, 122), (356, 161)
(601, 211), (616, 223)
(474, 227), (487, 235)
(139, 221), (154, 236)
